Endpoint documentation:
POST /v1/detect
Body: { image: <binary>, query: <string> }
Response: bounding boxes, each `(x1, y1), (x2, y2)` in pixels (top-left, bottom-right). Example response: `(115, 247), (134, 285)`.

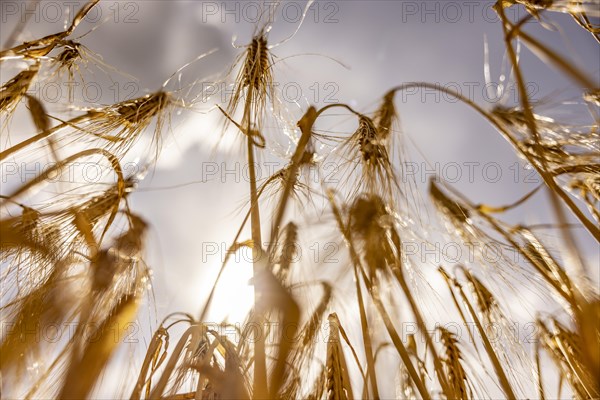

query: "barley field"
(1, 1), (599, 399)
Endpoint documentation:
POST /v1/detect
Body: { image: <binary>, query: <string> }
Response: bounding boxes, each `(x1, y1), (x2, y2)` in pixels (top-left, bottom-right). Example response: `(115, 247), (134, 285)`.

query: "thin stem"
(0, 114), (92, 161)
(241, 85), (268, 400)
(497, 6), (543, 148)
(546, 187), (589, 282)
(266, 107), (315, 255)
(535, 340), (546, 400)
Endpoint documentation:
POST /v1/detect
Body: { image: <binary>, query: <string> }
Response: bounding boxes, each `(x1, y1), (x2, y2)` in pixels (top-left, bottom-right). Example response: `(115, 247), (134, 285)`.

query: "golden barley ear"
(0, 62), (39, 118)
(348, 194), (395, 281)
(578, 299), (600, 393)
(0, 261), (72, 378)
(438, 327), (471, 400)
(538, 317), (600, 398)
(325, 313), (354, 400)
(24, 94), (49, 132)
(226, 27), (274, 132)
(0, 0), (100, 59)
(429, 179), (470, 226)
(373, 90), (398, 141)
(0, 212), (51, 256)
(1, 90), (176, 163)
(58, 294), (140, 399)
(66, 0), (101, 35)
(131, 326), (170, 400)
(339, 113), (398, 203)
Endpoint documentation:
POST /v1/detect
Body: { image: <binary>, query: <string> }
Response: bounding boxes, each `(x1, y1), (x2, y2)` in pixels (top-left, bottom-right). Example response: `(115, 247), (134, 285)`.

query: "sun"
(206, 253), (255, 325)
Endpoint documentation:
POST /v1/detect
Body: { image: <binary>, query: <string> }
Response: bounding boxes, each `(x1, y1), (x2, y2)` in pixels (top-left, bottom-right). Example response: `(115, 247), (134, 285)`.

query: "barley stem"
(241, 84), (268, 400)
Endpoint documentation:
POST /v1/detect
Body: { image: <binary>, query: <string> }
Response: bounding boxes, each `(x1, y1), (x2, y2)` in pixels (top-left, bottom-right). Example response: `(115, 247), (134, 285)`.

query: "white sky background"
(1, 0), (599, 398)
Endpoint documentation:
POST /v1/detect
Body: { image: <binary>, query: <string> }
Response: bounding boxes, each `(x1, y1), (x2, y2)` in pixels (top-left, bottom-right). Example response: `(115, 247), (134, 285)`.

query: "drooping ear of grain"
(439, 327), (470, 400)
(579, 300), (600, 393)
(373, 91), (397, 141)
(537, 317), (600, 399)
(58, 294), (139, 399)
(429, 180), (470, 226)
(130, 327), (169, 400)
(325, 313), (354, 400)
(1, 63), (39, 115)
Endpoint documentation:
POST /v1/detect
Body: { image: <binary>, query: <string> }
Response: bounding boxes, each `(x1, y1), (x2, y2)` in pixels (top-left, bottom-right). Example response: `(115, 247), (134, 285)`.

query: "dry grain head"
(227, 26), (274, 132)
(515, 227), (576, 301)
(429, 180), (471, 227)
(570, 175), (600, 223)
(356, 115), (384, 163)
(58, 293), (140, 400)
(0, 256), (78, 381)
(348, 194), (399, 282)
(48, 40), (98, 101)
(537, 318), (600, 398)
(0, 204), (56, 261)
(0, 62), (39, 117)
(349, 114), (398, 202)
(0, 0), (100, 60)
(243, 34), (270, 91)
(373, 91), (398, 142)
(464, 271), (495, 315)
(77, 91), (175, 161)
(91, 213), (148, 293)
(438, 327), (471, 400)
(25, 94), (50, 133)
(325, 313), (353, 400)
(579, 299), (600, 391)
(261, 164), (312, 211)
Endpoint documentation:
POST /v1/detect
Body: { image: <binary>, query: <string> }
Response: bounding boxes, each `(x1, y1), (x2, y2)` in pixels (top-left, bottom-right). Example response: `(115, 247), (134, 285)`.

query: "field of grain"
(1, 1), (599, 399)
